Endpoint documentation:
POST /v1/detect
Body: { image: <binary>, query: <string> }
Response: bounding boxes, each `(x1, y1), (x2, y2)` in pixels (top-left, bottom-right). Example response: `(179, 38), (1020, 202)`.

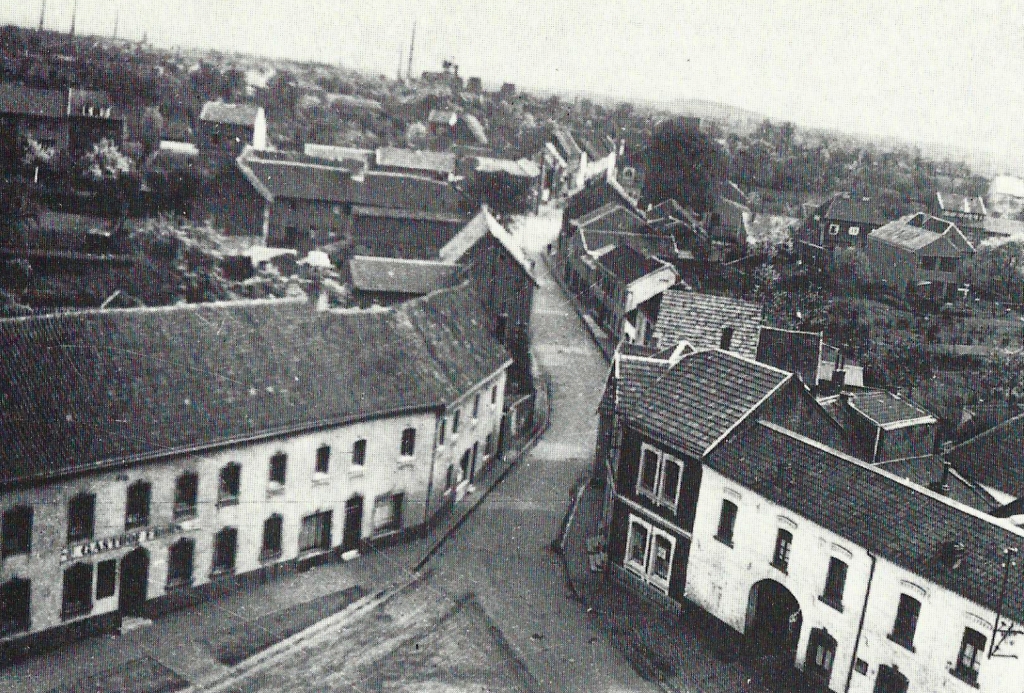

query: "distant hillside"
(656, 97), (767, 127)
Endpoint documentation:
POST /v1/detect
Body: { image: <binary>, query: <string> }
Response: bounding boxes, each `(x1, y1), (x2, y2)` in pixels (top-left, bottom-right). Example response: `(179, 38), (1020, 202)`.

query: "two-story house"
(686, 420), (1024, 693)
(0, 284), (510, 663)
(197, 101), (267, 159)
(865, 213), (972, 302)
(0, 84), (124, 157)
(596, 347), (846, 611)
(797, 193), (888, 260)
(933, 192), (987, 235)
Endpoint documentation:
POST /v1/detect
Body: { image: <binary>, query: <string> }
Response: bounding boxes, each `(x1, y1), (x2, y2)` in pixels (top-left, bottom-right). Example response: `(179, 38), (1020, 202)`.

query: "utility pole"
(69, 0), (78, 36)
(397, 47), (404, 82)
(406, 21), (416, 81)
(113, 0), (120, 39)
(38, 0), (46, 31)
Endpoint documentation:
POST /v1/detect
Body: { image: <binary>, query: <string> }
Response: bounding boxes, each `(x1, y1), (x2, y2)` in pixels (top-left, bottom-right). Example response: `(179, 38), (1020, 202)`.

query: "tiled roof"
(869, 217), (952, 252)
(904, 212), (975, 253)
(552, 126), (583, 162)
(349, 256), (461, 295)
(936, 192), (986, 217)
(0, 286), (507, 485)
(756, 326), (822, 386)
(0, 83), (65, 118)
(376, 147), (456, 175)
(708, 421), (1024, 625)
(822, 194), (888, 226)
(595, 245), (667, 285)
(651, 291), (762, 358)
(612, 349), (791, 458)
(242, 158), (360, 203)
(439, 207), (538, 285)
(200, 101), (262, 125)
(846, 390), (936, 428)
(948, 412), (1024, 499)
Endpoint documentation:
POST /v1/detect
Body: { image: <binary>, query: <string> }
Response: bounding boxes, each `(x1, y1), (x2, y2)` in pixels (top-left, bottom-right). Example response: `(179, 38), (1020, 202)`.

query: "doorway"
(470, 442), (479, 482)
(342, 495), (364, 552)
(874, 665), (909, 693)
(118, 547), (149, 616)
(745, 579), (802, 660)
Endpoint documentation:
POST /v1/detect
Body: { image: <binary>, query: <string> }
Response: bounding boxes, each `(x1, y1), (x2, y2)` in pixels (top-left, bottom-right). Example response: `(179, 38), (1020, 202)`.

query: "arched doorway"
(745, 579), (802, 661)
(342, 495), (364, 552)
(118, 547), (149, 616)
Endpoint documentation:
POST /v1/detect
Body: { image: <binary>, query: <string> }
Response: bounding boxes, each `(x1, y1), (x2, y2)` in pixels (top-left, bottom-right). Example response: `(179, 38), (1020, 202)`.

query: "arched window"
(211, 528), (237, 576)
(166, 538), (195, 587)
(218, 463), (241, 505)
(67, 493), (96, 541)
(261, 514), (283, 560)
(125, 481), (151, 529)
(174, 472), (199, 520)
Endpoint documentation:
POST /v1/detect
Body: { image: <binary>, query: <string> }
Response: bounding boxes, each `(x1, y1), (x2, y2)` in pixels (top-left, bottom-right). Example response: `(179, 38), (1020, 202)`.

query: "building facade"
(197, 102), (267, 158)
(866, 214), (968, 301)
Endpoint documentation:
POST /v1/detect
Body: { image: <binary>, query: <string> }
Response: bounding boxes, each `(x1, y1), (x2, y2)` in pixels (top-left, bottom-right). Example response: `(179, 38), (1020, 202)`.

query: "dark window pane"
(716, 500), (737, 545)
(218, 464), (241, 505)
(0, 578), (31, 635)
(822, 558), (847, 607)
(96, 560), (117, 599)
(68, 494), (96, 541)
(262, 515), (283, 559)
(660, 458), (681, 506)
(773, 529), (792, 572)
(173, 473), (198, 520)
(125, 482), (151, 530)
(269, 453), (287, 485)
(352, 439), (367, 466)
(891, 594), (921, 648)
(315, 445), (331, 474)
(166, 539), (194, 587)
(212, 528), (237, 574)
(61, 563), (93, 618)
(639, 449), (659, 494)
(2, 506), (32, 556)
(401, 428), (416, 457)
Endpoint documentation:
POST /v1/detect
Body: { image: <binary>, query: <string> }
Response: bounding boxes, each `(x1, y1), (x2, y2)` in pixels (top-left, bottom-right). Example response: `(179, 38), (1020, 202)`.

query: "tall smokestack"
(407, 21), (416, 80)
(113, 1), (120, 39)
(69, 0), (78, 36)
(38, 0), (46, 31)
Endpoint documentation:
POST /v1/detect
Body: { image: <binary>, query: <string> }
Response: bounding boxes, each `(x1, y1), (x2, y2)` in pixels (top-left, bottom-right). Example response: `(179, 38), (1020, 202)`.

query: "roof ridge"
(758, 420), (1024, 538)
(950, 409), (1024, 454)
(351, 255), (458, 267)
(0, 296), (306, 324)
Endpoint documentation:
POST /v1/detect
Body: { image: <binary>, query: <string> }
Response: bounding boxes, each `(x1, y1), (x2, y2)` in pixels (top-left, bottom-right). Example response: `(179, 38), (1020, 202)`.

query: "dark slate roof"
(877, 456), (1000, 512)
(595, 244), (667, 285)
(613, 349), (791, 458)
(822, 194), (887, 226)
(200, 101), (261, 125)
(948, 413), (1024, 499)
(847, 390), (936, 427)
(709, 421), (1024, 625)
(581, 229), (676, 259)
(242, 158), (359, 203)
(376, 147), (456, 175)
(349, 256), (460, 294)
(936, 192), (986, 217)
(0, 83), (65, 118)
(0, 290), (507, 485)
(756, 326), (822, 387)
(652, 291), (762, 358)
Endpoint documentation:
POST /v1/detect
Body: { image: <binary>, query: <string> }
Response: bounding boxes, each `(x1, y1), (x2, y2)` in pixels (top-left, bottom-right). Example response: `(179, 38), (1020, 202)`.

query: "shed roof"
(376, 147), (456, 175)
(936, 192), (987, 217)
(869, 217), (958, 253)
(846, 389), (937, 428)
(439, 207), (538, 285)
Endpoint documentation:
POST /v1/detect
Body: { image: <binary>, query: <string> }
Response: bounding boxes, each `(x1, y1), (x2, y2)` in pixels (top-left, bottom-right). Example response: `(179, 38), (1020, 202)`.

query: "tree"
(970, 242), (1024, 302)
(141, 107), (164, 157)
(641, 117), (726, 213)
(80, 139), (140, 222)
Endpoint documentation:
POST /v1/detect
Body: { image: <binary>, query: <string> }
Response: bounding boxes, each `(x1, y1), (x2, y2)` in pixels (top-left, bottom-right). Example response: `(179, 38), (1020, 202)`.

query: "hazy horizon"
(4, 0), (1024, 172)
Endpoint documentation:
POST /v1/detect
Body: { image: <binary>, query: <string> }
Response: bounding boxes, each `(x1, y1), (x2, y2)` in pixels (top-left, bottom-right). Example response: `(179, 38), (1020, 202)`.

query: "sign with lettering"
(60, 523), (184, 563)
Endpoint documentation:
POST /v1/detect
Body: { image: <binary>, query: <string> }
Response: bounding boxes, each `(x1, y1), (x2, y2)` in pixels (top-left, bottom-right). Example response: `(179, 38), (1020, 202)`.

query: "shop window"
(61, 563), (93, 619)
(212, 527), (238, 575)
(96, 559), (117, 599)
(806, 628), (837, 682)
(715, 499), (738, 546)
(166, 539), (195, 588)
(299, 511), (333, 553)
(218, 463), (241, 506)
(1, 505), (32, 557)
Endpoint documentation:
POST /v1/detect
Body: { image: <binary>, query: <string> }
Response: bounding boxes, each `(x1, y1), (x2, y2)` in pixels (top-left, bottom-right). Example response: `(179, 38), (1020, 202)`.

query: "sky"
(5, 0), (1024, 164)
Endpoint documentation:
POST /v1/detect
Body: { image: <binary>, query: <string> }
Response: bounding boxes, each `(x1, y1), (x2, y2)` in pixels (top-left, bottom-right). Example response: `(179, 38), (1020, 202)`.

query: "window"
(848, 226), (860, 236)
(352, 439), (367, 467)
(485, 433), (495, 456)
(400, 428), (416, 457)
(125, 481), (151, 530)
(940, 257), (958, 272)
(624, 517), (675, 592)
(953, 628), (985, 685)
(491, 385), (498, 405)
(828, 223), (840, 235)
(269, 452), (287, 490)
(715, 500), (738, 546)
(496, 312), (508, 339)
(806, 628), (837, 681)
(719, 326), (734, 350)
(68, 493), (96, 542)
(61, 563), (93, 619)
(772, 528), (793, 572)
(212, 528), (238, 575)
(472, 394), (480, 419)
(261, 515), (283, 560)
(166, 539), (194, 588)
(438, 419), (447, 446)
(452, 410), (461, 435)
(173, 472), (199, 520)
(218, 463), (241, 506)
(636, 444), (684, 511)
(373, 494), (404, 533)
(315, 445), (331, 475)
(96, 560), (117, 599)
(0, 578), (30, 635)
(920, 256), (937, 271)
(299, 511), (333, 553)
(889, 594), (921, 649)
(2, 505), (32, 557)
(821, 557), (847, 610)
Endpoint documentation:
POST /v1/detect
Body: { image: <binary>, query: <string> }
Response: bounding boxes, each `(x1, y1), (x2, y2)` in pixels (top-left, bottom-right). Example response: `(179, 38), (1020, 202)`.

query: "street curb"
(540, 252), (613, 362)
(460, 593), (550, 693)
(185, 569), (429, 693)
(550, 474), (589, 603)
(413, 340), (555, 573)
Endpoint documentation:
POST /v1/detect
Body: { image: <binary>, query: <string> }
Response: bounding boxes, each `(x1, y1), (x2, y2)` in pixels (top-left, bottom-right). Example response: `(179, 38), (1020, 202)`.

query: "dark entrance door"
(874, 665), (909, 693)
(745, 579), (802, 660)
(118, 547), (149, 616)
(342, 495), (363, 552)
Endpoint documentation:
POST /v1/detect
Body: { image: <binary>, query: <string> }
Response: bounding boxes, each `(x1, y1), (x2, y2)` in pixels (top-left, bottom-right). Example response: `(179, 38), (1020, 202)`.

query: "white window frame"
(848, 226), (860, 236)
(828, 223), (840, 236)
(636, 443), (684, 512)
(624, 515), (675, 594)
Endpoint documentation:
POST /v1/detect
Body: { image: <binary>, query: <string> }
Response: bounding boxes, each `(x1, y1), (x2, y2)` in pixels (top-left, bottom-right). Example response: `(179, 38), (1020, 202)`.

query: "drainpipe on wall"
(845, 551), (877, 693)
(423, 408), (442, 527)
